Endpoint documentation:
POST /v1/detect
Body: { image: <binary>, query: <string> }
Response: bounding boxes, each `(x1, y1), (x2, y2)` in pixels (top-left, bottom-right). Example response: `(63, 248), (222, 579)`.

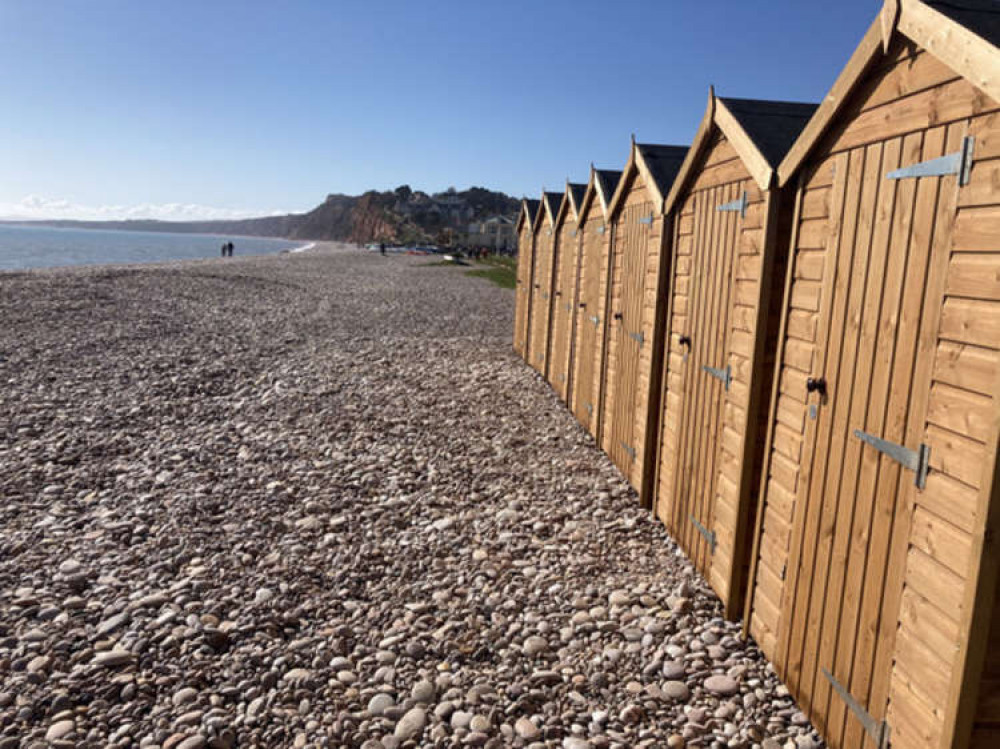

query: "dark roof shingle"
(596, 170), (623, 204)
(719, 97), (819, 168)
(636, 145), (689, 197)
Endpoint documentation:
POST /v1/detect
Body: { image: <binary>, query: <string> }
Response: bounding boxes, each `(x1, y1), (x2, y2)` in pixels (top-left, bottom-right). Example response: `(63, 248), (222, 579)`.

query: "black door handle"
(613, 312), (623, 321)
(579, 302), (587, 309)
(679, 335), (691, 347)
(806, 377), (826, 395)
(555, 291), (562, 297)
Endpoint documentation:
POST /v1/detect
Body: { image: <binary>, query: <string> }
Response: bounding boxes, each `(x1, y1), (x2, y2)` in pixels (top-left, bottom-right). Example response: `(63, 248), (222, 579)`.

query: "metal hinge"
(571, 229), (578, 237)
(628, 330), (645, 346)
(822, 668), (890, 749)
(589, 315), (600, 326)
(620, 442), (637, 461)
(853, 430), (930, 489)
(597, 226), (606, 234)
(703, 364), (731, 391)
(585, 403), (593, 415)
(717, 191), (748, 218)
(541, 291), (549, 300)
(689, 515), (716, 554)
(558, 373), (566, 383)
(888, 135), (974, 186)
(639, 214), (654, 225)
(565, 302), (572, 312)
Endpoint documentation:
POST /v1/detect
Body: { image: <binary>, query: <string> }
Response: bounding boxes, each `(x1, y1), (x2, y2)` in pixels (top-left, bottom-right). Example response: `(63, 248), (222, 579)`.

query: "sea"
(0, 224), (308, 272)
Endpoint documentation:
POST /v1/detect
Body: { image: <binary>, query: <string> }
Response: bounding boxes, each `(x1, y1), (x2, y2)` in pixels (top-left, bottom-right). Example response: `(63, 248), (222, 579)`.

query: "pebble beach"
(0, 244), (823, 748)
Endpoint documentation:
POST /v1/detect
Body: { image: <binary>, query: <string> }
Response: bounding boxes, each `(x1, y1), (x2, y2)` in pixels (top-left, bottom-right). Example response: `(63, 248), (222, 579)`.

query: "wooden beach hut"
(601, 141), (687, 503)
(526, 190), (563, 375)
(651, 91), (817, 620)
(547, 181), (588, 401)
(513, 198), (540, 360)
(570, 167), (622, 439)
(744, 2), (1000, 747)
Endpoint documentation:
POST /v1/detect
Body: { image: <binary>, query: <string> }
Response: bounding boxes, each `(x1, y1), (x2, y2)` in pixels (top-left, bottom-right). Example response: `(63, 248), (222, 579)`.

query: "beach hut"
(546, 181), (588, 401)
(601, 141), (687, 503)
(526, 190), (563, 375)
(744, 2), (1000, 748)
(513, 198), (540, 360)
(570, 167), (622, 439)
(651, 91), (817, 620)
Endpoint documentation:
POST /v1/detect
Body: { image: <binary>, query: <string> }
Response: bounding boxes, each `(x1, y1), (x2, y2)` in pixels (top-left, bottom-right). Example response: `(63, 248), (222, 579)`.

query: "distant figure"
(380, 242), (386, 256)
(221, 242), (227, 258)
(227, 242), (235, 257)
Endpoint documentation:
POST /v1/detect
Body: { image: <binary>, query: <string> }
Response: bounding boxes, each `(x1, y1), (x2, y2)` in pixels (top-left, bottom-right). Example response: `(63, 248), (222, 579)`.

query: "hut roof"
(517, 198), (540, 232)
(595, 170), (623, 210)
(718, 97), (819, 169)
(608, 141), (688, 217)
(778, 0), (1000, 185)
(568, 182), (587, 215)
(556, 182), (588, 228)
(534, 190), (563, 232)
(662, 90), (817, 213)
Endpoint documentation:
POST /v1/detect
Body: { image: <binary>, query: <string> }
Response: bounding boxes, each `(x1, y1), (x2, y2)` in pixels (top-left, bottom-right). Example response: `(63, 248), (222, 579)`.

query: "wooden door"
(572, 218), (607, 435)
(605, 201), (653, 477)
(668, 181), (747, 583)
(514, 225), (534, 358)
(548, 227), (580, 400)
(777, 125), (964, 748)
(528, 229), (554, 374)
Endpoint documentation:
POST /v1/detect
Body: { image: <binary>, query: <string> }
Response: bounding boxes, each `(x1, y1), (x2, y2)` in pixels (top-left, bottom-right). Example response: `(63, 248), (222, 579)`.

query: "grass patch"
(421, 258), (468, 267)
(466, 266), (516, 289)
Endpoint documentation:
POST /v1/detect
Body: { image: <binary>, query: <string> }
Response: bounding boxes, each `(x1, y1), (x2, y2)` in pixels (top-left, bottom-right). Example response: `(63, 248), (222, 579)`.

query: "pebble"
(368, 693), (395, 716)
(93, 649), (134, 667)
(704, 675), (740, 696)
(411, 679), (436, 703)
(45, 720), (75, 741)
(523, 635), (548, 656)
(662, 681), (691, 701)
(515, 717), (540, 740)
(394, 707), (427, 741)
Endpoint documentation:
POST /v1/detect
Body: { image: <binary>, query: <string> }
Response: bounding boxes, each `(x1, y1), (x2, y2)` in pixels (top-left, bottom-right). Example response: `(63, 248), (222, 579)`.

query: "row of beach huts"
(512, 3), (1000, 748)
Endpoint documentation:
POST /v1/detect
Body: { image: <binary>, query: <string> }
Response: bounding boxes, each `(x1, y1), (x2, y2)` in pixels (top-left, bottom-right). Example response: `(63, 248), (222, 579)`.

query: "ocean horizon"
(0, 224), (307, 272)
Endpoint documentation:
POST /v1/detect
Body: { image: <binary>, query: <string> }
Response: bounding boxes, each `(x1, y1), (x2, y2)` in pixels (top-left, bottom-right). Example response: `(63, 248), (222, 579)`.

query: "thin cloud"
(0, 195), (292, 222)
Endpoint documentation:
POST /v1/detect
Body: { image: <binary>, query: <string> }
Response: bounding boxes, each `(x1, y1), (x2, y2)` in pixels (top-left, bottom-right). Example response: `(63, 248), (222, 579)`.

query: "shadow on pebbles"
(0, 247), (824, 747)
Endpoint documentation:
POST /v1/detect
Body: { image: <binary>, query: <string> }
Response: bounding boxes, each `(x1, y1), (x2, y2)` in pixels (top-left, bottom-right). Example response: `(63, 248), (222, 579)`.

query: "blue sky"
(0, 1), (880, 220)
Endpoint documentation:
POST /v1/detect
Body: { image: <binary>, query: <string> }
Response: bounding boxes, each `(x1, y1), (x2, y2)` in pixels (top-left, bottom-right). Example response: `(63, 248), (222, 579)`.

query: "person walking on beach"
(221, 242), (227, 258)
(380, 242), (386, 256)
(228, 242), (235, 257)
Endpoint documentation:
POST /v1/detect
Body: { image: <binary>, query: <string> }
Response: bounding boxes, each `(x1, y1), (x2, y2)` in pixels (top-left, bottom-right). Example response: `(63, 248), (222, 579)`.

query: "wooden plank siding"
(654, 130), (793, 620)
(746, 35), (1000, 749)
(570, 204), (614, 440)
(527, 210), (557, 375)
(602, 176), (655, 485)
(513, 218), (535, 359)
(547, 212), (583, 402)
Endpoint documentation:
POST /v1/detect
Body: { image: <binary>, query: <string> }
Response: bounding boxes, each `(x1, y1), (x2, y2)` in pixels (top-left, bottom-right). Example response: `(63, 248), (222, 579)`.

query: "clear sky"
(1, 0), (881, 221)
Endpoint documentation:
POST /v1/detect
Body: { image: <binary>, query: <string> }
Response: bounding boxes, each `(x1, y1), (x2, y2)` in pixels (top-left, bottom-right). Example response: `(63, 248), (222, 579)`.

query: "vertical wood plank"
(744, 178), (806, 636)
(779, 147), (860, 689)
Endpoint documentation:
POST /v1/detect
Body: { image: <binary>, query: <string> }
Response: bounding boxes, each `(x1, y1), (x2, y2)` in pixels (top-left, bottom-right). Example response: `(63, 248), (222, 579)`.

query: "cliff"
(11, 186), (520, 245)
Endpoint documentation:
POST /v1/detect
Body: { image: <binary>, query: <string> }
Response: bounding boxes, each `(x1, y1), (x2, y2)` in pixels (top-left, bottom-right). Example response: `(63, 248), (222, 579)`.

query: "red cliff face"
(348, 193), (402, 244)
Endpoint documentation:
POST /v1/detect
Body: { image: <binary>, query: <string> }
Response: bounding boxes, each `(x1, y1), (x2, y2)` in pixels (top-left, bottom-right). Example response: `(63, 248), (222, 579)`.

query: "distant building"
(466, 215), (516, 251)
